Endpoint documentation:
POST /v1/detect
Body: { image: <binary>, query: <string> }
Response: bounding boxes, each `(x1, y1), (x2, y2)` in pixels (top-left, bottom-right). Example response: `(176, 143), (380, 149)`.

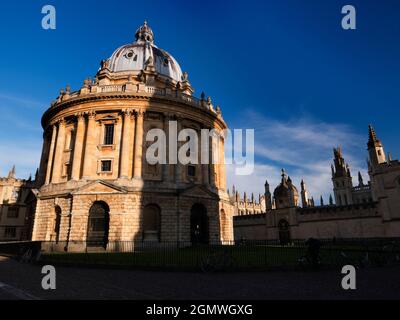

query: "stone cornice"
(42, 93), (227, 131)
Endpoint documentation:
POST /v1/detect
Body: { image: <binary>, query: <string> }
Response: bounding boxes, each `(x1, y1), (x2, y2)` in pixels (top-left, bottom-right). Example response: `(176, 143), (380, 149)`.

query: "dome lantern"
(135, 20), (154, 44)
(104, 21), (184, 83)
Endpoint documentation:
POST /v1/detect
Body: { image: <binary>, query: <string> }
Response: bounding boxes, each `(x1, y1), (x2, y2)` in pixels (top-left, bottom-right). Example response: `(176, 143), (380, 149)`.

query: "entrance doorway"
(87, 201), (110, 248)
(190, 203), (209, 244)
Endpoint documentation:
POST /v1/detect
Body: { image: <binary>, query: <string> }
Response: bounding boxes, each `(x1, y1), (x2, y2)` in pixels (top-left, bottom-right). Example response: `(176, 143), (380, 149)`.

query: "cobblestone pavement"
(0, 256), (399, 300)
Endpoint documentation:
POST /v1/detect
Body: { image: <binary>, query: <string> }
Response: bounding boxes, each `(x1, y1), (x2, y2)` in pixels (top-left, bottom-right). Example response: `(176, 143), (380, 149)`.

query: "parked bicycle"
(200, 248), (235, 272)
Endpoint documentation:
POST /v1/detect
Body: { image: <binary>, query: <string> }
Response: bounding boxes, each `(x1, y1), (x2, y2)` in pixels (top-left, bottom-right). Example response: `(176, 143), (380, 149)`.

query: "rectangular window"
(101, 160), (112, 172)
(5, 227), (16, 239)
(62, 162), (70, 177)
(7, 207), (19, 218)
(187, 165), (196, 177)
(104, 124), (114, 145)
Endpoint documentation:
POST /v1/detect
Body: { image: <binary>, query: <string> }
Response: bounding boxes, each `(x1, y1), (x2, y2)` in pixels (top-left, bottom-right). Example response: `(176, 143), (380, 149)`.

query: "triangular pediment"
(72, 180), (127, 195)
(179, 184), (218, 199)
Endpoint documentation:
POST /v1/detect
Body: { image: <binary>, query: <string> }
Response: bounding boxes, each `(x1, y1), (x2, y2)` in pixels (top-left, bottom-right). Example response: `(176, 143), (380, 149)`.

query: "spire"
(7, 165), (16, 179)
(358, 171), (364, 186)
(329, 194), (334, 205)
(332, 147), (349, 178)
(264, 179), (270, 193)
(346, 163), (351, 177)
(300, 179), (309, 208)
(367, 124), (378, 149)
(367, 124), (386, 166)
(264, 179), (272, 210)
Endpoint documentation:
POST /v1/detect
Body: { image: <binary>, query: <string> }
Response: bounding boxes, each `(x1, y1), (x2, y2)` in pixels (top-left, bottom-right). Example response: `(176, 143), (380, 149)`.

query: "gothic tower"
(264, 179), (273, 210)
(300, 179), (309, 208)
(367, 124), (386, 168)
(332, 147), (353, 205)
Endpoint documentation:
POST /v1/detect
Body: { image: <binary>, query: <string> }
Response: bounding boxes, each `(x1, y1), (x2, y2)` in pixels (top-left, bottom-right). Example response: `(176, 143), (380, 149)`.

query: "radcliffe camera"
(0, 0), (399, 316)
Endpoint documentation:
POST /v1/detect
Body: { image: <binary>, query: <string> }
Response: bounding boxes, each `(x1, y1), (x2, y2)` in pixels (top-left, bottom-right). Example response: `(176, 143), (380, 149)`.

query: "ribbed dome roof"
(107, 21), (183, 82)
(273, 170), (299, 198)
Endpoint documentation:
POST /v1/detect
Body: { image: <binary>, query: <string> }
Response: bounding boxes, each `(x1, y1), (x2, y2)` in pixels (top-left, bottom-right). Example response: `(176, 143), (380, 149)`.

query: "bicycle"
(297, 253), (321, 270)
(381, 242), (400, 266)
(200, 248), (235, 273)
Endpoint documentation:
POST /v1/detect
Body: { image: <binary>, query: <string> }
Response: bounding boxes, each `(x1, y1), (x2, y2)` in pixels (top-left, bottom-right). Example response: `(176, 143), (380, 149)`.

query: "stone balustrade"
(51, 83), (211, 113)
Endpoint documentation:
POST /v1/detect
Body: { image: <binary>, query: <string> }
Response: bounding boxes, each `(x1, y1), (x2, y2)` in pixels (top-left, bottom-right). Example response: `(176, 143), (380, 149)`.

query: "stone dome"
(273, 170), (299, 208)
(107, 21), (183, 82)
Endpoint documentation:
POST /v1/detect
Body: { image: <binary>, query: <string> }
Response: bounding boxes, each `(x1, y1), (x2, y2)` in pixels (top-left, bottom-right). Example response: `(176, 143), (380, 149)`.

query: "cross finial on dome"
(281, 168), (288, 183)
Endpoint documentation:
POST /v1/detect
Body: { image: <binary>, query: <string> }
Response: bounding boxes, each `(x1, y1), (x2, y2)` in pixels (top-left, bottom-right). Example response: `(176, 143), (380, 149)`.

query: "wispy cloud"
(0, 92), (43, 179)
(226, 110), (369, 203)
(0, 93), (45, 109)
(0, 142), (42, 179)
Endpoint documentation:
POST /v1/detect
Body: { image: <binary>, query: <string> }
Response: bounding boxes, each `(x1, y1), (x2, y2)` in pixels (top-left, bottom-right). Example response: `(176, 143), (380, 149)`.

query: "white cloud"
(0, 93), (43, 179)
(226, 111), (369, 204)
(0, 93), (45, 109)
(0, 142), (42, 179)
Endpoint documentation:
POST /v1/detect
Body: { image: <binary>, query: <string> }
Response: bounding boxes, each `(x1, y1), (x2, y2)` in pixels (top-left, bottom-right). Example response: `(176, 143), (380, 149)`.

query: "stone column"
(52, 118), (66, 183)
(163, 113), (172, 182)
(82, 111), (97, 179)
(219, 135), (226, 190)
(45, 124), (58, 184)
(71, 113), (86, 180)
(209, 133), (216, 188)
(133, 109), (145, 178)
(175, 116), (182, 184)
(37, 132), (50, 185)
(202, 127), (210, 186)
(120, 109), (134, 179)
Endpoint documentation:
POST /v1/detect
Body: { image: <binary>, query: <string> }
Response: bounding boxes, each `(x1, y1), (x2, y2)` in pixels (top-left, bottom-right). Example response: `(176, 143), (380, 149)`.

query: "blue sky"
(0, 0), (399, 202)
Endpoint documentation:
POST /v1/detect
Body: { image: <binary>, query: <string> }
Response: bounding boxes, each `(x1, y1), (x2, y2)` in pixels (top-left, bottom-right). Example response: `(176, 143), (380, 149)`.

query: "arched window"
(54, 206), (62, 243)
(143, 204), (161, 242)
(87, 201), (109, 248)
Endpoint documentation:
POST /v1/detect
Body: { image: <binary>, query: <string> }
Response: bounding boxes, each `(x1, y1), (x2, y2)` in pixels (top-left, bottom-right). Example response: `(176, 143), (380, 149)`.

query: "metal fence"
(1, 238), (400, 271)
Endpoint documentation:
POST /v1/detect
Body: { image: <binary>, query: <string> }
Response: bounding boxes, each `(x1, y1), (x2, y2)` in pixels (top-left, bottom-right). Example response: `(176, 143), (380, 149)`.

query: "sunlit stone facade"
(32, 22), (234, 250)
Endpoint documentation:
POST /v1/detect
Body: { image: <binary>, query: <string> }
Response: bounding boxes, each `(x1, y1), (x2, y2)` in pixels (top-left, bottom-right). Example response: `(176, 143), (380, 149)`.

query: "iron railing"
(1, 238), (400, 271)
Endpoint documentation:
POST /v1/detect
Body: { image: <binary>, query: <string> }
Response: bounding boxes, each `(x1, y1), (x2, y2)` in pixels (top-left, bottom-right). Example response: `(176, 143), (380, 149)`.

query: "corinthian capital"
(74, 112), (86, 121)
(86, 110), (96, 119)
(56, 117), (66, 126)
(135, 109), (145, 117)
(121, 108), (134, 117)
